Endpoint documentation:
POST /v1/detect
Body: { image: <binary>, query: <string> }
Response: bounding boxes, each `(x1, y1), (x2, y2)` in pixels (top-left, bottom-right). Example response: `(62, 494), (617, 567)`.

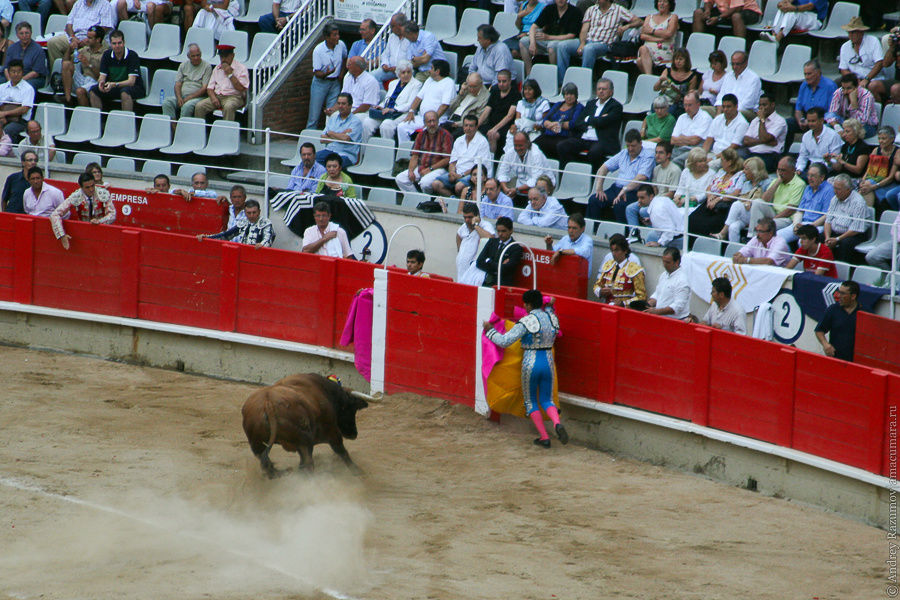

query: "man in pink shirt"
(693, 0), (761, 38)
(22, 167), (64, 217)
(194, 44), (249, 122)
(732, 216), (791, 267)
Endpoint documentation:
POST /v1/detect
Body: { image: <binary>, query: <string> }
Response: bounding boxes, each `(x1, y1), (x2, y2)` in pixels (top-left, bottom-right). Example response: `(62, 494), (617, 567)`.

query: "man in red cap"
(195, 43), (249, 122)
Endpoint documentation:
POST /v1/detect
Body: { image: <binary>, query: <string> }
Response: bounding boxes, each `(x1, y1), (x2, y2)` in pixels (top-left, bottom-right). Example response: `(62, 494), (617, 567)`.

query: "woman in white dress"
(673, 147), (715, 210)
(193, 0), (240, 40)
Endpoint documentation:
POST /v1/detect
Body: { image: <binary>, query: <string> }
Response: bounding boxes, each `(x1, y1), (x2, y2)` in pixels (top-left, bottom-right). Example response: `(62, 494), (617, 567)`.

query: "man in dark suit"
(476, 216), (523, 287)
(557, 77), (623, 169)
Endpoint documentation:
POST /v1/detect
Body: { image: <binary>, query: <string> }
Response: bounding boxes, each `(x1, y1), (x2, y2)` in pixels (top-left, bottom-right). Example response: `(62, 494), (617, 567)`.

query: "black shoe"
(533, 437), (551, 448)
(555, 423), (569, 445)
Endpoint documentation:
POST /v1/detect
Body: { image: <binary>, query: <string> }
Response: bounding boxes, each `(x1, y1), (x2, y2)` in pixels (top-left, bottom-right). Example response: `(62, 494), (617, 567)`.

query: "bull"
(241, 373), (377, 477)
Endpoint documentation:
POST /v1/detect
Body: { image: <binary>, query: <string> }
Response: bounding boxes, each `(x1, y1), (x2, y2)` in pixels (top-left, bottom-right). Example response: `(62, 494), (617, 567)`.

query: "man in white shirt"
(741, 92), (787, 173)
(395, 59), (455, 141)
(308, 24), (347, 129)
(688, 276), (747, 334)
(796, 106), (842, 175)
(645, 247), (690, 319)
(703, 93), (749, 170)
(456, 202), (496, 281)
(301, 201), (353, 258)
(517, 186), (567, 229)
(634, 184), (683, 248)
(373, 13), (410, 83)
(496, 131), (555, 203)
(715, 51), (762, 113)
(670, 92), (712, 166)
(329, 56), (380, 128)
(432, 115), (492, 198)
(0, 60), (35, 141)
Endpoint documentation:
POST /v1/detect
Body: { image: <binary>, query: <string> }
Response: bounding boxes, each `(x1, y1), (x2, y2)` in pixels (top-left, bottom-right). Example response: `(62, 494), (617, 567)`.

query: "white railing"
(361, 0), (421, 73)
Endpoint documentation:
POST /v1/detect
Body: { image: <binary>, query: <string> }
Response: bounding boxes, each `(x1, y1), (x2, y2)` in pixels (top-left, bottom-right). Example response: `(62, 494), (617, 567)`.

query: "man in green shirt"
(750, 155), (804, 230)
(162, 43), (211, 120)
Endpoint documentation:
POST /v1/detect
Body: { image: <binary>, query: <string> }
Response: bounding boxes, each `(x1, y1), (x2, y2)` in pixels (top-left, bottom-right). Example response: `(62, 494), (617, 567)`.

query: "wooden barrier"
(512, 247), (589, 300)
(855, 311), (900, 375)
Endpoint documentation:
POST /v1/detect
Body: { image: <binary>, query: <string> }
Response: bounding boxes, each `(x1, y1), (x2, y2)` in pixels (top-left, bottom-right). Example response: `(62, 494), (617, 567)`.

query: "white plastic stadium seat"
(424, 5), (457, 42)
(281, 129), (323, 166)
(630, 0), (656, 17)
(247, 33), (278, 68)
(881, 105), (900, 134)
(526, 64), (559, 98)
(512, 59), (524, 84)
(105, 157), (136, 172)
(137, 68), (177, 107)
(366, 188), (397, 206)
(856, 210), (898, 254)
(554, 162), (593, 201)
(763, 44), (812, 84)
(401, 192), (430, 209)
(809, 2), (859, 39)
(176, 163), (206, 180)
(91, 110), (137, 147)
(71, 152), (101, 168)
(211, 30), (250, 65)
(159, 117), (207, 154)
(119, 20), (148, 53)
(596, 222), (625, 238)
(493, 12), (518, 41)
(348, 138), (396, 177)
(56, 107), (102, 143)
(550, 67), (592, 103)
(195, 120), (241, 156)
(443, 8), (489, 48)
(141, 24), (182, 60)
(445, 50), (458, 82)
(717, 36), (745, 59)
(35, 102), (66, 138)
(852, 265), (885, 286)
(747, 40), (777, 79)
(692, 237), (722, 256)
(142, 159), (172, 176)
(724, 241), (742, 258)
(621, 73), (658, 114)
(748, 0), (780, 32)
(235, 0), (271, 23)
(44, 14), (68, 36)
(37, 58), (61, 95)
(379, 140), (412, 180)
(172, 27), (215, 64)
(601, 69), (629, 105)
(125, 114), (173, 151)
(686, 33), (715, 72)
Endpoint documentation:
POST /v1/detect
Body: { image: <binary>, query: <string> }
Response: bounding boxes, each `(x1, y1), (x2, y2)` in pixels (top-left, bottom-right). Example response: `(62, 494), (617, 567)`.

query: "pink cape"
(340, 288), (373, 382)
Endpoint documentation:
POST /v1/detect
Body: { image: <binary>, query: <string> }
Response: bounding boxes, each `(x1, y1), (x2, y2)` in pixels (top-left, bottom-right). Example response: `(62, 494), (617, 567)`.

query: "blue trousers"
(307, 77), (341, 129)
(587, 184), (637, 223)
(522, 349), (555, 416)
(258, 10), (290, 33)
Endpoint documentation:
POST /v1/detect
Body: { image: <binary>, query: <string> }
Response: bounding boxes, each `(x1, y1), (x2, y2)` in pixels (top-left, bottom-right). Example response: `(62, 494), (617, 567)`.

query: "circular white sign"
(521, 265), (532, 277)
(771, 291), (804, 344)
(121, 204), (132, 216)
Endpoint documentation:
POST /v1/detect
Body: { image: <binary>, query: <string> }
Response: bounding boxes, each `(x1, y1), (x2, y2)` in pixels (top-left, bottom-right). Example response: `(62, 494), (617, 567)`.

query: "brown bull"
(241, 373), (371, 477)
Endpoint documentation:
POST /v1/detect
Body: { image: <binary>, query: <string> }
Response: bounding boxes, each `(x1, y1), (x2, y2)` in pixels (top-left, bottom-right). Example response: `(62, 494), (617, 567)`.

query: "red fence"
(512, 248), (589, 300)
(855, 311), (900, 375)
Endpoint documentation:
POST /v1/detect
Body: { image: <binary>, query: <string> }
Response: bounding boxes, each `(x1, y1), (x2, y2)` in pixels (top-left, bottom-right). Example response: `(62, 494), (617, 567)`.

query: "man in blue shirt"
(287, 142), (327, 193)
(787, 59), (837, 150)
(0, 23), (48, 91)
(545, 212), (593, 275)
(777, 161), (833, 243)
(815, 280), (861, 362)
(587, 128), (655, 224)
(403, 21), (445, 82)
(317, 92), (363, 167)
(348, 19), (379, 58)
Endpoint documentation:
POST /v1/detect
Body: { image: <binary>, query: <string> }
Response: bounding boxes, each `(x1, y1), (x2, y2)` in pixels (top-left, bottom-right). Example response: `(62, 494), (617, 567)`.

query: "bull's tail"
(263, 398), (278, 451)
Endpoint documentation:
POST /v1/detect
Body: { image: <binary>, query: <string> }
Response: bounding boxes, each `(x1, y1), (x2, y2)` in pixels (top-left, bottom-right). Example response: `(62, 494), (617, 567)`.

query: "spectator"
(673, 147), (714, 209)
(0, 60), (34, 141)
(406, 249), (429, 277)
(518, 185), (567, 229)
(477, 177), (515, 220)
(645, 247), (690, 318)
(641, 96), (676, 147)
(715, 51), (761, 113)
(88, 31), (144, 113)
(2, 150), (37, 213)
(785, 223), (838, 277)
(394, 59), (454, 141)
(316, 92), (363, 167)
(348, 18), (378, 58)
(315, 153), (357, 198)
(146, 173), (171, 194)
(474, 216), (522, 287)
(194, 44), (248, 122)
(395, 110), (453, 194)
(634, 183), (684, 247)
(496, 131), (555, 203)
(761, 0), (828, 44)
(715, 155), (770, 242)
(741, 92), (787, 173)
(506, 78), (550, 150)
(534, 82), (583, 159)
(864, 211), (900, 280)
(651, 141), (681, 199)
(301, 200), (354, 258)
(825, 118), (869, 183)
(222, 185), (247, 229)
(796, 106), (842, 175)
(84, 162), (107, 188)
(654, 47), (701, 117)
(480, 69), (521, 154)
(182, 0), (198, 29)
(46, 0), (115, 68)
(60, 24), (106, 106)
(545, 212), (593, 273)
(776, 162), (832, 243)
(307, 24), (346, 129)
(22, 167), (65, 217)
(371, 13), (410, 84)
(749, 155), (803, 231)
(703, 93), (749, 169)
(826, 74), (878, 138)
(404, 21), (446, 83)
(670, 92), (712, 165)
(432, 115), (492, 199)
(556, 0), (639, 83)
(636, 0), (679, 76)
(688, 147), (746, 238)
(456, 202), (496, 280)
(881, 26), (900, 106)
(441, 72), (489, 139)
(467, 25), (514, 87)
(558, 77), (623, 169)
(590, 128), (655, 224)
(700, 50), (728, 106)
(0, 23), (48, 91)
(593, 234), (646, 305)
(116, 0), (170, 29)
(286, 142), (327, 194)
(693, 0), (761, 38)
(839, 17), (886, 102)
(258, 0), (303, 33)
(506, 0), (545, 57)
(18, 120), (55, 163)
(824, 174), (868, 263)
(199, 199), (274, 248)
(19, 0), (53, 31)
(173, 171), (221, 201)
(787, 59), (837, 145)
(859, 126), (900, 211)
(688, 276), (746, 334)
(369, 61), (421, 140)
(732, 216), (791, 266)
(329, 56), (380, 125)
(815, 280), (861, 361)
(520, 0), (582, 79)
(49, 171), (116, 250)
(162, 43), (212, 121)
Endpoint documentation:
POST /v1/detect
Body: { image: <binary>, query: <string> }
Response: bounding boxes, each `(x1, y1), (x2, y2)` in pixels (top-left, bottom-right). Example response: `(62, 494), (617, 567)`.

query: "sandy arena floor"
(0, 345), (888, 599)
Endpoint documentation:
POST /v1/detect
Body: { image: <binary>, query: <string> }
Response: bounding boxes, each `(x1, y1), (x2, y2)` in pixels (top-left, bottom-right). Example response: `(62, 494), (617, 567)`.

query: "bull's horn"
(350, 390), (382, 402)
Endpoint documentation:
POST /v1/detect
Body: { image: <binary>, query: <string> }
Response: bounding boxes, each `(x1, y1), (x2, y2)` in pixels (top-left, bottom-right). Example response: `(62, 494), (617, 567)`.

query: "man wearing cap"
(88, 29), (144, 112)
(839, 17), (887, 102)
(195, 43), (249, 122)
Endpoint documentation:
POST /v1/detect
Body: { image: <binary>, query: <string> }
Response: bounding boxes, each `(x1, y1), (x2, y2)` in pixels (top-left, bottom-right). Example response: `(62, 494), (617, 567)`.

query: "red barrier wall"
(855, 312), (900, 375)
(0, 214), (15, 301)
(512, 248), (589, 300)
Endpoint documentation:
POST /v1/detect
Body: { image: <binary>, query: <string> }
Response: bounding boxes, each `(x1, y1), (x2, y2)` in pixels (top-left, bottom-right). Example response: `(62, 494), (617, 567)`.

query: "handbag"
(416, 200), (444, 213)
(608, 41), (639, 59)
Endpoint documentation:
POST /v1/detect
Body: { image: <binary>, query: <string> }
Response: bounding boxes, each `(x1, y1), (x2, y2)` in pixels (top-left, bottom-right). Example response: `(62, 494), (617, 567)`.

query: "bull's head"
(334, 389), (375, 440)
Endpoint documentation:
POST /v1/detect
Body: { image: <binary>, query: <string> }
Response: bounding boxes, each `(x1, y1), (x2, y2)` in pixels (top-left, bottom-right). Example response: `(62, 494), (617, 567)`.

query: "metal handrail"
(361, 0), (421, 73)
(496, 240), (537, 290)
(385, 224), (426, 268)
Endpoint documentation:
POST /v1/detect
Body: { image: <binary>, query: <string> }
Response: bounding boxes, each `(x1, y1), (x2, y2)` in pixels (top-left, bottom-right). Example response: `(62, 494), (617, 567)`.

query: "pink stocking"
(545, 405), (561, 427)
(530, 411), (549, 440)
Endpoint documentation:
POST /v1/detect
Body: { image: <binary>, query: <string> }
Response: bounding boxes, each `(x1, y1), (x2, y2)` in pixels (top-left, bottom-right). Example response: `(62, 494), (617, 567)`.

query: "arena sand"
(0, 345), (887, 599)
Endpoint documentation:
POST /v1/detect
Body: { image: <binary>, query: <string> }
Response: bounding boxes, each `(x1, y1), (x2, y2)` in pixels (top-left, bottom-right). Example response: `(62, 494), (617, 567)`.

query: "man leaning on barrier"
(198, 199), (274, 249)
(49, 171), (116, 250)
